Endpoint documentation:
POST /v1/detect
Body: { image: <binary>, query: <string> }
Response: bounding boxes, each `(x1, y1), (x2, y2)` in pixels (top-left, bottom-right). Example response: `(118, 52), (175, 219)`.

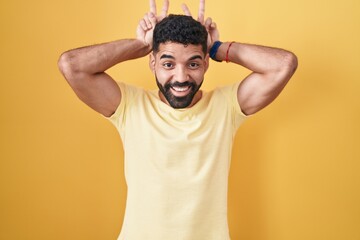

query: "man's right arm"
(58, 39), (151, 117)
(58, 0), (168, 117)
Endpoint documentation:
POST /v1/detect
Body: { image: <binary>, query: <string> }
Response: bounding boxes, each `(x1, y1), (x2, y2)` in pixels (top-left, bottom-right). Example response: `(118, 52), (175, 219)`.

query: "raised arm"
(58, 40), (151, 117)
(182, 0), (298, 116)
(214, 42), (298, 116)
(57, 0), (169, 117)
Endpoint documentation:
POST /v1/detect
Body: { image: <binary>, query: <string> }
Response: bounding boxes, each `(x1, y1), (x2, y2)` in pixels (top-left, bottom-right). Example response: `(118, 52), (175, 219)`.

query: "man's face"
(150, 42), (209, 109)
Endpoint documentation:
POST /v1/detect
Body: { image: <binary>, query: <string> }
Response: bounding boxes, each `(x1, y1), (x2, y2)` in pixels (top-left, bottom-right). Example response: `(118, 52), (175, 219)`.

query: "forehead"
(155, 42), (205, 59)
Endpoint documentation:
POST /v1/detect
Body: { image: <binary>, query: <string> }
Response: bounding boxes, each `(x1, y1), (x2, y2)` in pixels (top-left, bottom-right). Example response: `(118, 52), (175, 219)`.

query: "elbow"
(270, 51), (298, 86)
(58, 52), (73, 80)
(57, 51), (81, 83)
(283, 51), (298, 76)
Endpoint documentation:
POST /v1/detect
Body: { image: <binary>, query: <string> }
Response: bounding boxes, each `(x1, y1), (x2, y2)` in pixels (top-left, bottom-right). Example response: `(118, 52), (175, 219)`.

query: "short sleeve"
(104, 82), (127, 132)
(218, 82), (249, 132)
(231, 81), (248, 130)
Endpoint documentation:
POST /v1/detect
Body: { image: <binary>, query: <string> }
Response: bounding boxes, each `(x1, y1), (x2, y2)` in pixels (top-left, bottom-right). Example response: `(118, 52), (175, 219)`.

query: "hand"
(181, 0), (220, 52)
(136, 0), (169, 48)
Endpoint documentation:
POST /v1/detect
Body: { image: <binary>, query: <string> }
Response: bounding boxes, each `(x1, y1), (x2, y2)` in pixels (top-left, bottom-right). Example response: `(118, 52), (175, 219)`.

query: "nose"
(174, 65), (189, 83)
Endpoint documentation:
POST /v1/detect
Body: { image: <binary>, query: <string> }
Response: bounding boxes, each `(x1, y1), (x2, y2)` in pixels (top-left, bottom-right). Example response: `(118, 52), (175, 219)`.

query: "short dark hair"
(153, 14), (208, 55)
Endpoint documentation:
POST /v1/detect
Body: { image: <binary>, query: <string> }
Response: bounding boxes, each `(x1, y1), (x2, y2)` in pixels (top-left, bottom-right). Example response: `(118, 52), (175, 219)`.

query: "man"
(58, 0), (297, 239)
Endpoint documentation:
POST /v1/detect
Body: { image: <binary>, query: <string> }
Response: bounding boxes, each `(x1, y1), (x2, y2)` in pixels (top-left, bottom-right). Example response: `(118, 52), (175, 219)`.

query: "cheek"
(191, 71), (205, 84)
(155, 69), (172, 83)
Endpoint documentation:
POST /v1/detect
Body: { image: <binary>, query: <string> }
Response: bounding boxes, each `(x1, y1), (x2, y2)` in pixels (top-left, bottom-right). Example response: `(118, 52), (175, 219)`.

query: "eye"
(162, 62), (174, 69)
(189, 62), (200, 69)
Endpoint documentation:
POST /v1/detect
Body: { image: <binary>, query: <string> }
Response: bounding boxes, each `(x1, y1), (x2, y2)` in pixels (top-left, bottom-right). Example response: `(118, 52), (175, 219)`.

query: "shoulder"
(104, 82), (145, 122)
(211, 82), (249, 119)
(211, 82), (241, 108)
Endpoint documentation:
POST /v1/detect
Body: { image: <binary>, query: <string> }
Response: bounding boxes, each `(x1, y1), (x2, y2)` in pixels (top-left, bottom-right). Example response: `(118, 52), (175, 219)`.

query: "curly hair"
(153, 14), (208, 54)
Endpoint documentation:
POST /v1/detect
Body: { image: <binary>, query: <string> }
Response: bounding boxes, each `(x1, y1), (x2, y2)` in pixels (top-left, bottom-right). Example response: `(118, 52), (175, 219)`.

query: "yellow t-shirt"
(107, 82), (247, 240)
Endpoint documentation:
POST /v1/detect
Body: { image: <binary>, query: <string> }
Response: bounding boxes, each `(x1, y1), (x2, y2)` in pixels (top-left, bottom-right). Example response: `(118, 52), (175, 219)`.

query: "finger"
(198, 0), (205, 23)
(150, 0), (157, 15)
(139, 19), (149, 31)
(143, 14), (152, 29)
(210, 22), (217, 30)
(181, 3), (192, 17)
(148, 12), (157, 26)
(160, 0), (169, 19)
(204, 17), (212, 30)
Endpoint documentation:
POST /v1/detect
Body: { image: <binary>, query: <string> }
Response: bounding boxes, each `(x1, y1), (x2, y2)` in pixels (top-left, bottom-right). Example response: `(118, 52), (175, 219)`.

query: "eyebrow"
(189, 55), (203, 61)
(160, 54), (175, 60)
(159, 54), (203, 60)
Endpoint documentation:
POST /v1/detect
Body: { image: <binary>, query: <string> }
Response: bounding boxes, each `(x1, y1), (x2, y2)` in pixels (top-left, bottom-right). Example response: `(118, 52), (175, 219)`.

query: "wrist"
(209, 41), (223, 62)
(210, 41), (236, 63)
(135, 39), (153, 56)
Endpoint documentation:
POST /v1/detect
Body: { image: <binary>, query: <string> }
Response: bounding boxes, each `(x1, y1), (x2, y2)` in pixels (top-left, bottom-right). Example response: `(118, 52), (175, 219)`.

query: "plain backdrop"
(0, 0), (359, 239)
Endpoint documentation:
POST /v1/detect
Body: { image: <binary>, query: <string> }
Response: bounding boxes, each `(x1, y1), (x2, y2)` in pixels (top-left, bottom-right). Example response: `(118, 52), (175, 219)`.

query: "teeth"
(172, 86), (190, 92)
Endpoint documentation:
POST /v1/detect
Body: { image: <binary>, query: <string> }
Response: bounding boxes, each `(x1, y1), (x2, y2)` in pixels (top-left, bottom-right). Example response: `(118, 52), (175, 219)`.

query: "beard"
(156, 75), (203, 109)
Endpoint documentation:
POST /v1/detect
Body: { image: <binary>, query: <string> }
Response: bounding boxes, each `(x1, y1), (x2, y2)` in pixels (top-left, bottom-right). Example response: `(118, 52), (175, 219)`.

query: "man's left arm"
(182, 0), (297, 116)
(214, 42), (298, 116)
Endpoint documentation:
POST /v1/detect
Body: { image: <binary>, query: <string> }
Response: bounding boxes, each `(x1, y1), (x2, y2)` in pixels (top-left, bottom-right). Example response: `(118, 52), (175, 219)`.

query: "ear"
(149, 52), (156, 73)
(204, 53), (210, 72)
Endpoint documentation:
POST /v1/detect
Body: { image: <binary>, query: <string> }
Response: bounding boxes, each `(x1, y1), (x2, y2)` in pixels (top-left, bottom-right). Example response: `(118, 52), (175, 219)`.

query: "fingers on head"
(204, 17), (212, 29)
(210, 22), (217, 29)
(181, 4), (192, 16)
(149, 0), (157, 14)
(160, 0), (169, 17)
(139, 19), (149, 31)
(143, 14), (152, 29)
(148, 12), (157, 24)
(198, 0), (205, 23)
(140, 12), (156, 30)
(205, 18), (216, 31)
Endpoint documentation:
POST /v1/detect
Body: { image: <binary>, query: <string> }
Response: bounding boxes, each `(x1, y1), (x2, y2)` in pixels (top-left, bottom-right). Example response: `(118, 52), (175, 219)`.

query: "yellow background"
(1, 0), (359, 239)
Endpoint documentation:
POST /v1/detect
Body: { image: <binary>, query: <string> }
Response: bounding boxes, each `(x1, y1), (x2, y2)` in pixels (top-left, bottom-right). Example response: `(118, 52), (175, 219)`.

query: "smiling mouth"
(170, 85), (192, 97)
(171, 86), (191, 92)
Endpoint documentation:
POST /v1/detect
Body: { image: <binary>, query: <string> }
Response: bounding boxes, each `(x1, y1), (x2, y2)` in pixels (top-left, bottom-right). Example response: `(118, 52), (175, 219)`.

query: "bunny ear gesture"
(181, 0), (219, 51)
(136, 0), (169, 48)
(150, 0), (169, 22)
(181, 0), (205, 24)
(197, 0), (205, 24)
(137, 0), (218, 51)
